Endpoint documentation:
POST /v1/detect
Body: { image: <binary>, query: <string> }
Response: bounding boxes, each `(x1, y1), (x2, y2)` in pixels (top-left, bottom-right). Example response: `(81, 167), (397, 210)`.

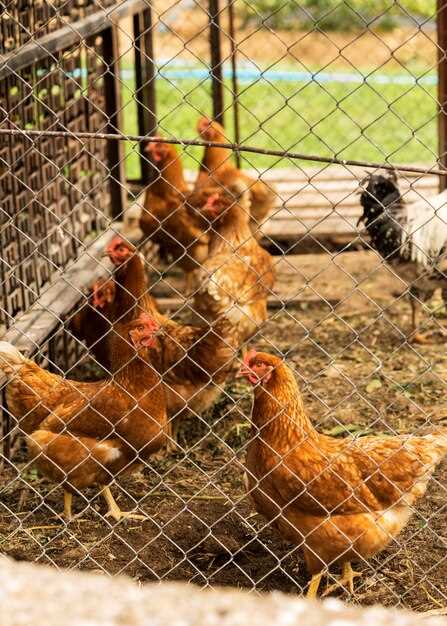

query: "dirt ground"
(119, 7), (437, 71)
(1, 248), (447, 611)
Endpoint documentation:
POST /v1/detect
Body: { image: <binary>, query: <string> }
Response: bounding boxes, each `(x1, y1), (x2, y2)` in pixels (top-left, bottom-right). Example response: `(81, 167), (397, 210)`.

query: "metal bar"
(0, 128), (445, 177)
(0, 389), (11, 465)
(133, 8), (157, 184)
(227, 0), (240, 168)
(0, 0), (148, 81)
(102, 25), (126, 219)
(438, 0), (447, 191)
(209, 0), (225, 125)
(133, 12), (149, 184)
(142, 8), (157, 139)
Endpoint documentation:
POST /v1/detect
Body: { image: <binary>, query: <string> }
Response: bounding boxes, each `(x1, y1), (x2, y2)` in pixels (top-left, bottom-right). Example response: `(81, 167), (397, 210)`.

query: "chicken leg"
(322, 562), (362, 596)
(185, 272), (195, 296)
(409, 297), (430, 344)
(63, 491), (73, 521)
(102, 486), (146, 522)
(306, 572), (323, 598)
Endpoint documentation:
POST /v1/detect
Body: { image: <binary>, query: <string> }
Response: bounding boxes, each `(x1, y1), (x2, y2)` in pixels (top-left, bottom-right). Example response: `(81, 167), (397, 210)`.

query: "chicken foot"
(322, 562), (362, 596)
(102, 486), (146, 522)
(409, 298), (430, 344)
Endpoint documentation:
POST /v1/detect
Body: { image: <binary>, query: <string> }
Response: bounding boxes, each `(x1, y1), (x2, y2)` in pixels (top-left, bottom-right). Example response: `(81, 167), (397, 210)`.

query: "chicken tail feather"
(0, 341), (27, 377)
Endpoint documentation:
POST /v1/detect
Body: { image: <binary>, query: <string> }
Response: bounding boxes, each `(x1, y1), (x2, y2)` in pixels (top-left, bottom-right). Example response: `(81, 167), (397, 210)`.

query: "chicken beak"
(236, 363), (252, 379)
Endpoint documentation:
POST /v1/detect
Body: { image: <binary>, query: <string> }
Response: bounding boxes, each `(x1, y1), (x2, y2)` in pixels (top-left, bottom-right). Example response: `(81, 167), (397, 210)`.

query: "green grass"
(120, 70), (438, 180)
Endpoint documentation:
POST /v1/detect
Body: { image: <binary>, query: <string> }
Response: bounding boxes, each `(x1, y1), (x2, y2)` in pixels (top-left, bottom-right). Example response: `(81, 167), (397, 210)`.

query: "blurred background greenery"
(237, 0), (436, 31)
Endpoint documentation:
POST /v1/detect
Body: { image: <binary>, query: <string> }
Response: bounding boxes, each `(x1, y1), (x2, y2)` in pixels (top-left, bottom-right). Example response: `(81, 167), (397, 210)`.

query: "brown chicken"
(107, 237), (237, 447)
(140, 139), (209, 290)
(192, 182), (275, 346)
(69, 277), (116, 370)
(0, 314), (166, 521)
(239, 350), (447, 597)
(195, 116), (275, 235)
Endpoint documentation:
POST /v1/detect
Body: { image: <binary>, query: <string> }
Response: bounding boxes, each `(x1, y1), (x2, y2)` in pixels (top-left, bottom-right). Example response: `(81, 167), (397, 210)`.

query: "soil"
(1, 248), (447, 611)
(119, 8), (437, 72)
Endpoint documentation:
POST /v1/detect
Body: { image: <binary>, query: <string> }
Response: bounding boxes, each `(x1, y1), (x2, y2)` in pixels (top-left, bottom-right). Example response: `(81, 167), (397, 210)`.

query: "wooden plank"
(185, 165), (441, 185)
(130, 168), (441, 243)
(0, 0), (147, 81)
(258, 178), (439, 195)
(266, 207), (361, 221)
(263, 193), (431, 212)
(263, 217), (359, 239)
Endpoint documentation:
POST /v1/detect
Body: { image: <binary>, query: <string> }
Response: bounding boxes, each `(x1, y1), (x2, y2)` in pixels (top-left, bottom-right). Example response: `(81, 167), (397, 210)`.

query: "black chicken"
(359, 170), (447, 343)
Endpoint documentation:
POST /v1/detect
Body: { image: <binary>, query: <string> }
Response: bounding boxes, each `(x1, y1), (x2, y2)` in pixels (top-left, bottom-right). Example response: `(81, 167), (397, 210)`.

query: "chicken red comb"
(198, 117), (211, 133)
(205, 193), (220, 209)
(135, 312), (159, 332)
(144, 137), (164, 155)
(243, 349), (258, 367)
(107, 236), (125, 251)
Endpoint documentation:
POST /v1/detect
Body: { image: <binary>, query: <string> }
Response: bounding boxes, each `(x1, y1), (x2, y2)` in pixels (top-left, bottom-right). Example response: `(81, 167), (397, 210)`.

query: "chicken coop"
(1, 0), (447, 614)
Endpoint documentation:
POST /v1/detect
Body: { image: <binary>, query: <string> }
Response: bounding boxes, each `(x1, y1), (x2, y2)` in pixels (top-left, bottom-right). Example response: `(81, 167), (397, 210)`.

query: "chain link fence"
(1, 0), (447, 613)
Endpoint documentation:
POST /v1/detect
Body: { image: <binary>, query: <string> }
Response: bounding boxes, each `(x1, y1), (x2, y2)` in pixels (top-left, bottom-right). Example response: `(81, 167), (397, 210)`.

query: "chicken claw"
(102, 486), (146, 522)
(322, 562), (362, 596)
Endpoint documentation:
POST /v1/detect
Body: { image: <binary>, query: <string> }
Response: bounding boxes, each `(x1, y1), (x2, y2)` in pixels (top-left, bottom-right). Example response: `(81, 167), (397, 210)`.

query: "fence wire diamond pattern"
(1, 0), (447, 613)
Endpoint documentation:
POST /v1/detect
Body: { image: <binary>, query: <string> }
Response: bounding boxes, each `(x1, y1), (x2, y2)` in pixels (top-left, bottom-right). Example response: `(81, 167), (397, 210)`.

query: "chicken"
(0, 313), (167, 521)
(0, 237), (154, 442)
(106, 236), (161, 327)
(107, 237), (237, 447)
(195, 116), (275, 235)
(239, 350), (447, 597)
(359, 171), (447, 343)
(69, 277), (116, 370)
(140, 139), (209, 291)
(192, 181), (275, 346)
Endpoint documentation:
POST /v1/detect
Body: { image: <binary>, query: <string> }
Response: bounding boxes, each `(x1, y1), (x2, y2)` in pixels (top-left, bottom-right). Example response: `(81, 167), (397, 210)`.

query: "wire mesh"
(1, 0), (447, 613)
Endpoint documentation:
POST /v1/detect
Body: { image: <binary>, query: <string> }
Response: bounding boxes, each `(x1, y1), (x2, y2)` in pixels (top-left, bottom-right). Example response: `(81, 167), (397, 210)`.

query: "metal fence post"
(227, 0), (240, 167)
(103, 25), (126, 219)
(438, 0), (447, 190)
(133, 7), (157, 185)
